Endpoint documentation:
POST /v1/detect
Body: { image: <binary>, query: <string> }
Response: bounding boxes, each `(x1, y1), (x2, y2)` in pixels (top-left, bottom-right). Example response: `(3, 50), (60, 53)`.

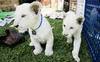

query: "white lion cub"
(62, 11), (84, 62)
(11, 1), (54, 56)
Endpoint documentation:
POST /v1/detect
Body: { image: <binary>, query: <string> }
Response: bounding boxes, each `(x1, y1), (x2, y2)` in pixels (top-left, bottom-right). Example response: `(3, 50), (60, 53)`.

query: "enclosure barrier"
(83, 0), (100, 62)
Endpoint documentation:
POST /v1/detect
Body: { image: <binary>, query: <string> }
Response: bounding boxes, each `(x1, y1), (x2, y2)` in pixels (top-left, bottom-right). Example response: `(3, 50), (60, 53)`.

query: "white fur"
(11, 1), (54, 56)
(62, 11), (83, 62)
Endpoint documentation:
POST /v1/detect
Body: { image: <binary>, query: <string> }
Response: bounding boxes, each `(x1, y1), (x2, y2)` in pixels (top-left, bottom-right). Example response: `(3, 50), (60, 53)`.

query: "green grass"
(0, 18), (91, 62)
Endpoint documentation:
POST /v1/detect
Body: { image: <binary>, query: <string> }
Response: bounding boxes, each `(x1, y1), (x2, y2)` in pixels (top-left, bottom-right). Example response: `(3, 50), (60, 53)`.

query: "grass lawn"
(0, 18), (91, 62)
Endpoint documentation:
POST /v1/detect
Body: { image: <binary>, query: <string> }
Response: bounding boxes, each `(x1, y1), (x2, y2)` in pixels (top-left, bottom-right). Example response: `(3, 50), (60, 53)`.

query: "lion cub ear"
(30, 1), (42, 14)
(76, 16), (84, 25)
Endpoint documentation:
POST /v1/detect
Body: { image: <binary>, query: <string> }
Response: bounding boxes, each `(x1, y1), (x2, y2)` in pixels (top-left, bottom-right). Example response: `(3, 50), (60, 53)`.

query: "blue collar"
(34, 14), (43, 30)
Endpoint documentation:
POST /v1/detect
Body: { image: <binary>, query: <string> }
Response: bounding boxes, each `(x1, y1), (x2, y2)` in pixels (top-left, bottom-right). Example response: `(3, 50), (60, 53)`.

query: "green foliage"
(0, 12), (14, 19)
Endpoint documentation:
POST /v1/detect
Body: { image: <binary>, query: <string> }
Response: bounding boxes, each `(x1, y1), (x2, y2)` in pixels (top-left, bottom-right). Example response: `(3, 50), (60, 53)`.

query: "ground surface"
(0, 18), (91, 62)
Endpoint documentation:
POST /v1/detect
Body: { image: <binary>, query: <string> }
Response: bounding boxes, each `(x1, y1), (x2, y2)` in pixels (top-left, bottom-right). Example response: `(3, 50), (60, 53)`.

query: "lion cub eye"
(21, 14), (26, 18)
(64, 25), (66, 27)
(70, 27), (74, 29)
